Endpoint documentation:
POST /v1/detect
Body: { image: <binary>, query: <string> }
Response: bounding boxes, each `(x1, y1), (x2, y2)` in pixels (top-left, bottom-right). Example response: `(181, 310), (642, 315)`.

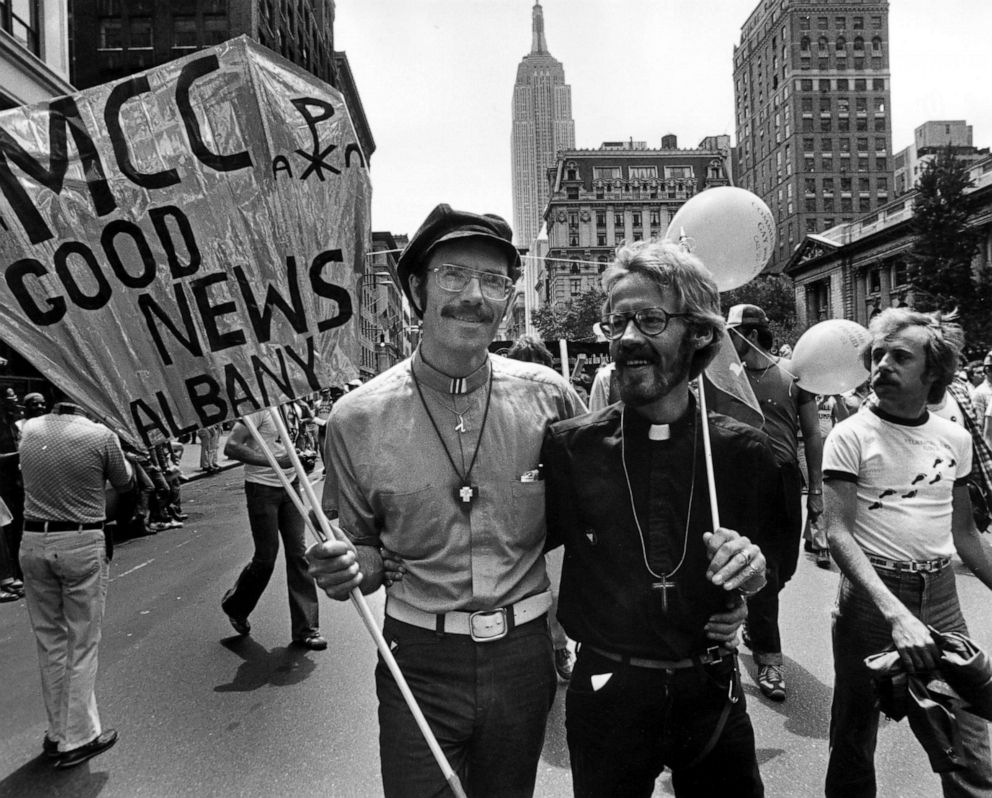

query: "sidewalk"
(176, 432), (241, 483)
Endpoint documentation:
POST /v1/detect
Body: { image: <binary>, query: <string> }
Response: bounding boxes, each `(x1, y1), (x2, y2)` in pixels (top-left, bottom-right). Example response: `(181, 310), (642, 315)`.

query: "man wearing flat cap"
(308, 204), (585, 795)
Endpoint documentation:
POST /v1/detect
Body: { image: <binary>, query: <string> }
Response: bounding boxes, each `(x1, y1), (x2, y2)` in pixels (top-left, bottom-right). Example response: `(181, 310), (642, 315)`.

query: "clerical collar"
(412, 348), (492, 395)
(626, 397), (697, 440)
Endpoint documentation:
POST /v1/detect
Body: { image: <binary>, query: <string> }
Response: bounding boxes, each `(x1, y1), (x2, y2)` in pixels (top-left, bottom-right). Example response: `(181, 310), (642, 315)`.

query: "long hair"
(868, 307), (964, 403)
(506, 334), (554, 368)
(601, 240), (724, 379)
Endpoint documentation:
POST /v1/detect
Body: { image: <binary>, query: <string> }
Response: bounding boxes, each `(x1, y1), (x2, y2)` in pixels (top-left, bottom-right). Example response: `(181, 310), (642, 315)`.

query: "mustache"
(441, 306), (494, 323)
(614, 342), (659, 366)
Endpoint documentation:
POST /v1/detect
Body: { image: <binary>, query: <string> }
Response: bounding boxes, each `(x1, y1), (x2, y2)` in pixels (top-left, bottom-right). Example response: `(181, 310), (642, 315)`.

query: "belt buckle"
(702, 645), (725, 665)
(469, 608), (508, 642)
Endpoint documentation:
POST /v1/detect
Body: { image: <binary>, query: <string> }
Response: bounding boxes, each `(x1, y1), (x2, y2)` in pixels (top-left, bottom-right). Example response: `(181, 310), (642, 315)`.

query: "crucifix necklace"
(620, 407), (697, 613)
(412, 366), (494, 510)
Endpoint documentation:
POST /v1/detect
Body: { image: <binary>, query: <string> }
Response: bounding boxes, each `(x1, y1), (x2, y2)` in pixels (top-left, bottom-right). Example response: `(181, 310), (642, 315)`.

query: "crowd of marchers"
(4, 203), (992, 795)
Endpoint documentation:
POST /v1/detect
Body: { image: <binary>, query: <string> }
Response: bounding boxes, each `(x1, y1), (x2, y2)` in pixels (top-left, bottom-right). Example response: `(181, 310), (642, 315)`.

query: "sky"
(335, 0), (992, 238)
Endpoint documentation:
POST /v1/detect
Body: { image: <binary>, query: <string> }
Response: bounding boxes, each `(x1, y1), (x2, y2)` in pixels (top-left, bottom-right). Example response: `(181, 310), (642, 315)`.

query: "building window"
(800, 79), (813, 91)
(837, 78), (849, 91)
(597, 234), (606, 246)
(614, 213), (623, 229)
(173, 16), (198, 48)
(854, 78), (867, 91)
(664, 166), (693, 179)
(596, 211), (606, 227)
(629, 166), (657, 179)
(570, 279), (581, 296)
(129, 17), (153, 49)
(822, 154), (833, 170)
(1, 0), (40, 53)
(817, 16), (828, 30)
(805, 198), (817, 213)
(819, 79), (830, 92)
(650, 210), (661, 227)
(98, 17), (123, 50)
(593, 167), (622, 180)
(875, 157), (887, 171)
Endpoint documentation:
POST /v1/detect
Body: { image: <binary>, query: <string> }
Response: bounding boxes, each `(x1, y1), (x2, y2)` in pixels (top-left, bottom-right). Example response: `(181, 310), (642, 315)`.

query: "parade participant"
(306, 204), (584, 796)
(221, 409), (326, 650)
(823, 308), (992, 797)
(542, 240), (774, 797)
(18, 401), (134, 767)
(0, 382), (24, 600)
(712, 303), (823, 701)
(588, 361), (620, 411)
(505, 332), (580, 683)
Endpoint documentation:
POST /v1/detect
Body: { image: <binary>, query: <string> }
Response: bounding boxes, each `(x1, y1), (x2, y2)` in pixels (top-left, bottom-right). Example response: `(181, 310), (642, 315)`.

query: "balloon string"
(727, 328), (797, 381)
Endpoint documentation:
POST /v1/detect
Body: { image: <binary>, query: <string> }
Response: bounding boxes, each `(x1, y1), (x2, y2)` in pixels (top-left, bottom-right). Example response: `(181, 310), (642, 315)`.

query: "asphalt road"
(1, 470), (990, 797)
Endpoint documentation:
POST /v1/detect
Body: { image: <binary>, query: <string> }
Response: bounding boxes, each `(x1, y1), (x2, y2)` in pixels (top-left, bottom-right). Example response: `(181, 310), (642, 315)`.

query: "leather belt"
(386, 591), (552, 642)
(24, 519), (105, 533)
(585, 644), (732, 671)
(868, 554), (951, 574)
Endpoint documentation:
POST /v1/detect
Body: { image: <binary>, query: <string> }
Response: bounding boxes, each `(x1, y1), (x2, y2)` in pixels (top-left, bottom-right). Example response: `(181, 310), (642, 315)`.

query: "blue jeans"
(20, 528), (109, 751)
(222, 481), (319, 640)
(827, 567), (992, 798)
(566, 649), (763, 797)
(375, 615), (556, 797)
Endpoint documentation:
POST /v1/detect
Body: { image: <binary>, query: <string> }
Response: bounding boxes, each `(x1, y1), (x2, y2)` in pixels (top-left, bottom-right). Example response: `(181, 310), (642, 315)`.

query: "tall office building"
(510, 1), (575, 248)
(734, 0), (893, 272)
(68, 0), (374, 161)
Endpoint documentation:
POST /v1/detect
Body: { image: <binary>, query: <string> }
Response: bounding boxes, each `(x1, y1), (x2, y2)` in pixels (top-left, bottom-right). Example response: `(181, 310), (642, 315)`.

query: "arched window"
(835, 35), (846, 51)
(818, 35), (829, 53)
(871, 36), (882, 53)
(800, 36), (810, 51)
(853, 36), (865, 51)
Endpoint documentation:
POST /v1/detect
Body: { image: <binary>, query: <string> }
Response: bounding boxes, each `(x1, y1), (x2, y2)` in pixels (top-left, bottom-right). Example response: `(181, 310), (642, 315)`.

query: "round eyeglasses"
(432, 263), (514, 301)
(599, 307), (690, 340)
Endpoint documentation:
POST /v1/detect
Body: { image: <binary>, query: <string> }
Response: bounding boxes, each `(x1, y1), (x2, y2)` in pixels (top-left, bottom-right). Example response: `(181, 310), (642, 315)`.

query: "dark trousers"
(826, 568), (992, 798)
(222, 481), (319, 640)
(375, 615), (556, 798)
(1, 479), (24, 581)
(566, 648), (763, 797)
(746, 459), (803, 664)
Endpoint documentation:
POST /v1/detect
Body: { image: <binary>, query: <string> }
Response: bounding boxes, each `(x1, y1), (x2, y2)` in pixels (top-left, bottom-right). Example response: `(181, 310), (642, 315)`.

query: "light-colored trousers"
(20, 528), (109, 752)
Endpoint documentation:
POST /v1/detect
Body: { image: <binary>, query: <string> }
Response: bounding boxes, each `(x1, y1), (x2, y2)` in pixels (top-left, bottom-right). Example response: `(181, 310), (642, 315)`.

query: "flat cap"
(397, 204), (521, 318)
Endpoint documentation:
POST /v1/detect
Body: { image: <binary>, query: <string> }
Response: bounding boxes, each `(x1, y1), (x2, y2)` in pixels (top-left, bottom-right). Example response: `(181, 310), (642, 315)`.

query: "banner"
(0, 36), (371, 445)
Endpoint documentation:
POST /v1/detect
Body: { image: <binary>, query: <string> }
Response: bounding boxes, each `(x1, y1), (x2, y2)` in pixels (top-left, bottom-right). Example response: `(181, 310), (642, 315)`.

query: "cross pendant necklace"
(651, 578), (677, 613)
(412, 367), (494, 511)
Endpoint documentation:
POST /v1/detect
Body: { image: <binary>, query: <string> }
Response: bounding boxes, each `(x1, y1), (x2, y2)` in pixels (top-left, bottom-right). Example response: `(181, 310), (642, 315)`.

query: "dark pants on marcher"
(826, 567), (992, 798)
(222, 481), (319, 641)
(1, 478), (24, 581)
(566, 648), (763, 797)
(375, 615), (556, 798)
(746, 459), (803, 665)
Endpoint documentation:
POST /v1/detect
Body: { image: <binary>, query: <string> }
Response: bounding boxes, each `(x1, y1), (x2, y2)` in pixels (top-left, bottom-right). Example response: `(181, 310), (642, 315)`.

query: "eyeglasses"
(432, 263), (514, 301)
(599, 307), (690, 340)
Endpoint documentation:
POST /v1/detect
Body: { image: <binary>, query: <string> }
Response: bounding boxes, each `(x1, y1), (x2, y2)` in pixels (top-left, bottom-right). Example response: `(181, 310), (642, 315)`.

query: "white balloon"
(666, 187), (776, 292)
(791, 319), (871, 395)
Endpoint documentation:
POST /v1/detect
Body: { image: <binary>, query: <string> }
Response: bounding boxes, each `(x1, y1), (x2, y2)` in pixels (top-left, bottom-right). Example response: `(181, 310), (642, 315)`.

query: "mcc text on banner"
(0, 36), (371, 445)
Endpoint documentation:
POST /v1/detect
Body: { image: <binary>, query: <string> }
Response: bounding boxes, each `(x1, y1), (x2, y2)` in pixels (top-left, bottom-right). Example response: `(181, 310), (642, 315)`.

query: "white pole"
(696, 380), (722, 531)
(242, 411), (467, 798)
(558, 338), (569, 381)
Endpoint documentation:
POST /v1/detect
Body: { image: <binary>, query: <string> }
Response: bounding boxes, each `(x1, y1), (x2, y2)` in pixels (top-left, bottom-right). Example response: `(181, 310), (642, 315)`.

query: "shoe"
(54, 729), (118, 768)
(43, 735), (59, 759)
(221, 590), (251, 636)
(757, 664), (786, 702)
(554, 647), (574, 682)
(816, 548), (832, 569)
(0, 589), (19, 603)
(165, 520), (183, 529)
(148, 521), (169, 532)
(172, 512), (188, 521)
(294, 632), (327, 651)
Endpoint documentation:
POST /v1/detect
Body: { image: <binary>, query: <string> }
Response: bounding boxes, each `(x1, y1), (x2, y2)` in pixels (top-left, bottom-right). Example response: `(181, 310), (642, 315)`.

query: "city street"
(2, 468), (991, 797)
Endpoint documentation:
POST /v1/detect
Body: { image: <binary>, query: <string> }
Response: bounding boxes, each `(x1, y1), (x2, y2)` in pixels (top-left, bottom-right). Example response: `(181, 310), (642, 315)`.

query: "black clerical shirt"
(543, 398), (781, 661)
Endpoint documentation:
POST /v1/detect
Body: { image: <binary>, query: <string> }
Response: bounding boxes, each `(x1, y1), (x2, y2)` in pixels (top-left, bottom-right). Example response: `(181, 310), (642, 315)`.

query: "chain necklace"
(620, 406), (698, 613)
(432, 392), (479, 434)
(411, 366), (494, 509)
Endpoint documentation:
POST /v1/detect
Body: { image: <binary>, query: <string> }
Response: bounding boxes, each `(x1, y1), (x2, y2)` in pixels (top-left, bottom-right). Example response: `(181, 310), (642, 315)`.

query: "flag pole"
(243, 410), (467, 798)
(695, 380), (721, 531)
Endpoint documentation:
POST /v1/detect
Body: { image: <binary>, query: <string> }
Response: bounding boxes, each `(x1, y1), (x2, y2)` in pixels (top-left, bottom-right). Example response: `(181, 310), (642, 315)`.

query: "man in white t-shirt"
(221, 409), (326, 650)
(822, 308), (992, 798)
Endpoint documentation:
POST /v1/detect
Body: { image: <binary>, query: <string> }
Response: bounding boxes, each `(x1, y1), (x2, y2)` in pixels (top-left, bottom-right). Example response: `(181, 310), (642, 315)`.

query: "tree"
(910, 144), (990, 353)
(720, 274), (804, 349)
(533, 286), (606, 342)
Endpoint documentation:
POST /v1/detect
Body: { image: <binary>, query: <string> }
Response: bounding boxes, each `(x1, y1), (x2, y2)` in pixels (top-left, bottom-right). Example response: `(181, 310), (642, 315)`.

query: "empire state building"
(510, 1), (575, 248)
